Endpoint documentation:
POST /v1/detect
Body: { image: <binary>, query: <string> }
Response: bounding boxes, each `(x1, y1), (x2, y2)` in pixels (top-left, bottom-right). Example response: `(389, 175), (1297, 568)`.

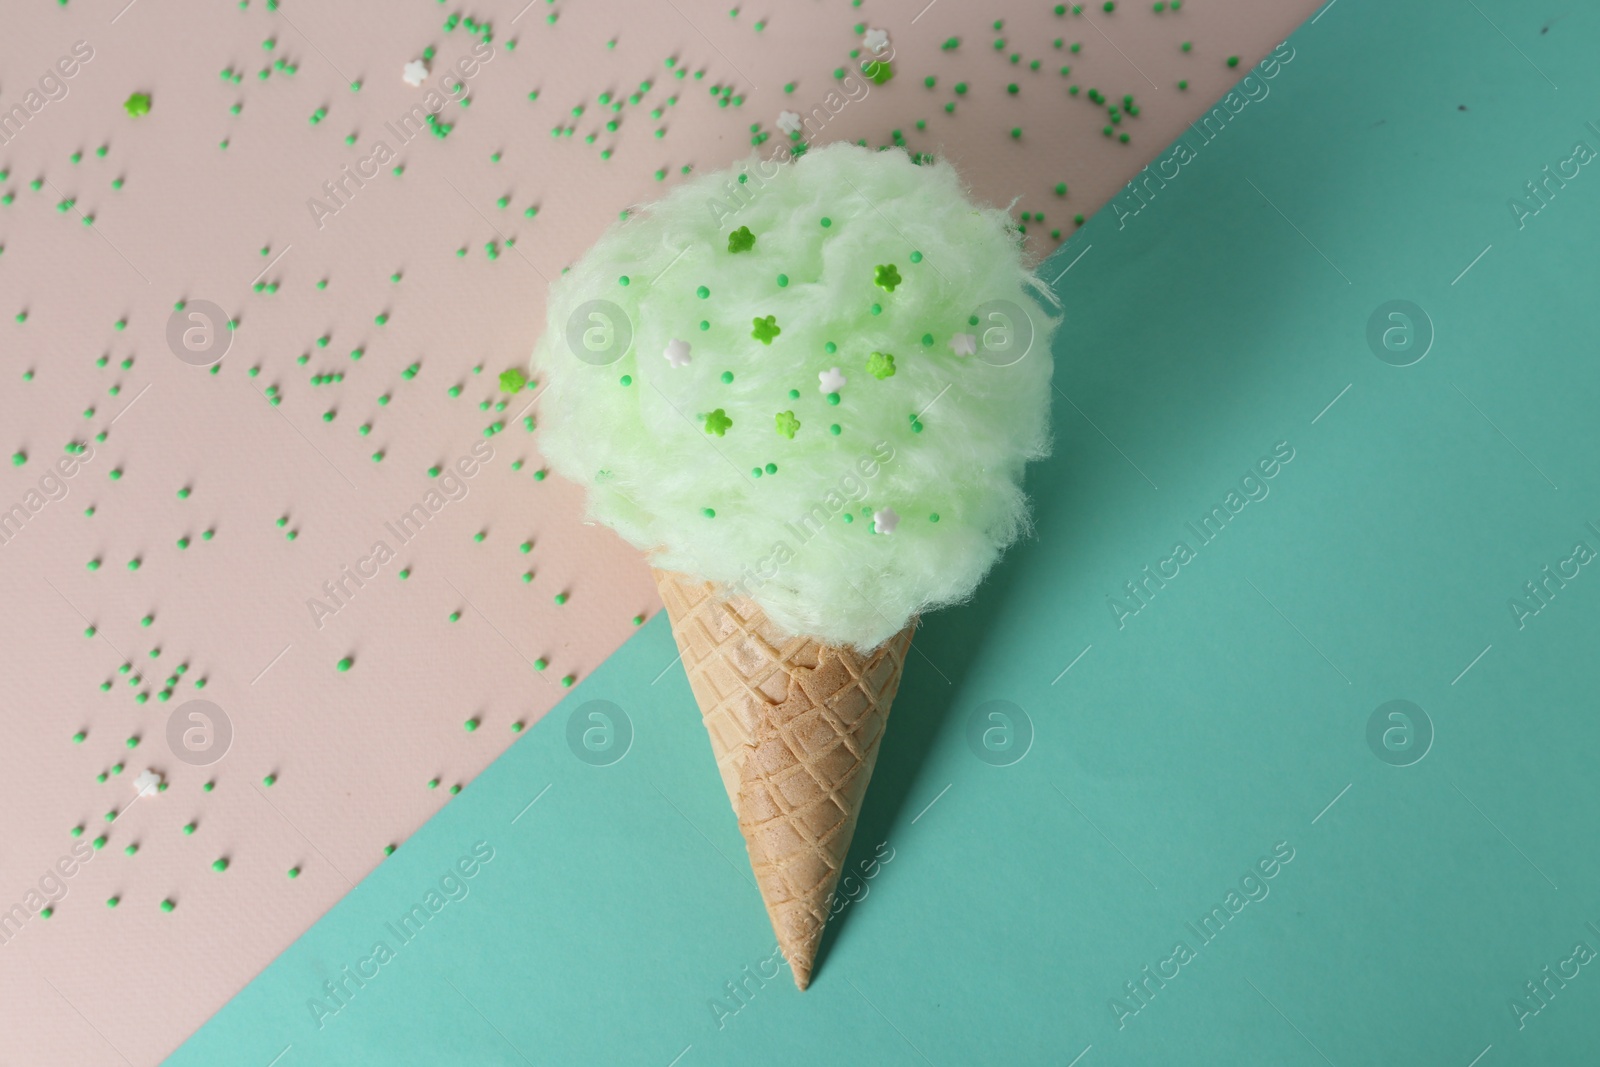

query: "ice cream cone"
(652, 568), (914, 990)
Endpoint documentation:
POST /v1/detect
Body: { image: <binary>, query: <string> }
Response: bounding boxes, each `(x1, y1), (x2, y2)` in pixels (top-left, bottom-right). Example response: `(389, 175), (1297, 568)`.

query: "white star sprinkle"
(776, 110), (803, 136)
(402, 59), (429, 87)
(949, 332), (977, 357)
(863, 28), (890, 54)
(664, 339), (692, 368)
(873, 508), (900, 535)
(819, 366), (847, 394)
(133, 769), (162, 798)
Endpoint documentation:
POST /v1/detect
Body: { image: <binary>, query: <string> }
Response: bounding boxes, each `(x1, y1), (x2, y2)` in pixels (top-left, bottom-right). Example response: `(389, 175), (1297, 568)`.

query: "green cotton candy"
(531, 143), (1058, 651)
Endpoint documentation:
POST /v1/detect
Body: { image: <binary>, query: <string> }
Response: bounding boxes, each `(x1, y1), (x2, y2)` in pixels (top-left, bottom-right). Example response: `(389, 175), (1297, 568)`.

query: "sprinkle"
(123, 92), (152, 117)
(819, 367), (847, 394)
(704, 408), (732, 436)
(775, 410), (800, 439)
(212, 858), (229, 872)
(751, 315), (780, 344)
(336, 656), (353, 672)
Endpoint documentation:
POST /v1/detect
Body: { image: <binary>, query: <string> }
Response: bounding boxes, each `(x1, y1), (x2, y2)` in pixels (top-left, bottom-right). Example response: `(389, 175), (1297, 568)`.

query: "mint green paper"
(173, 3), (1600, 1063)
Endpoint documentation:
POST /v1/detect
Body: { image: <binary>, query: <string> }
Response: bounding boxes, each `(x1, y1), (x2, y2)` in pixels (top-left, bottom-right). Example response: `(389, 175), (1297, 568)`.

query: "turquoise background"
(174, 1), (1600, 1063)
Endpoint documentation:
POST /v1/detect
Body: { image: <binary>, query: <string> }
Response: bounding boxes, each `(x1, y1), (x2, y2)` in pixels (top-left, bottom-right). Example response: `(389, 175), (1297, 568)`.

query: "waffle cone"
(652, 569), (913, 990)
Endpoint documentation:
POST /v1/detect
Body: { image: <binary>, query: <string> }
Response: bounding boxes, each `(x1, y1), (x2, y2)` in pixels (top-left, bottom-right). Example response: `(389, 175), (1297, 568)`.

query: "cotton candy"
(531, 142), (1058, 650)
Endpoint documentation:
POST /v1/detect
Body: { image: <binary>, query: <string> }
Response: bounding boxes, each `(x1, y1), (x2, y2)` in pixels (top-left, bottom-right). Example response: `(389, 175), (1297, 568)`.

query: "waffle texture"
(653, 569), (914, 989)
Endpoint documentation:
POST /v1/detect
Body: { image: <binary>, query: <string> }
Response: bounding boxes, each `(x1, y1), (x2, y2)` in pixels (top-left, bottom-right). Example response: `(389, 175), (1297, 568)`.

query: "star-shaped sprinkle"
(866, 351), (896, 380)
(133, 769), (162, 798)
(664, 338), (692, 367)
(775, 410), (800, 439)
(402, 59), (429, 87)
(863, 28), (890, 53)
(704, 408), (732, 436)
(873, 264), (901, 292)
(776, 110), (803, 135)
(949, 332), (977, 357)
(751, 315), (780, 344)
(498, 367), (528, 393)
(727, 225), (755, 253)
(819, 366), (847, 393)
(123, 92), (152, 117)
(873, 507), (900, 535)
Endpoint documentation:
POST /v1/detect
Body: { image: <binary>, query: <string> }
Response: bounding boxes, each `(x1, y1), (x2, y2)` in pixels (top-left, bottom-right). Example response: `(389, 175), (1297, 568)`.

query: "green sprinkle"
(336, 656), (353, 672)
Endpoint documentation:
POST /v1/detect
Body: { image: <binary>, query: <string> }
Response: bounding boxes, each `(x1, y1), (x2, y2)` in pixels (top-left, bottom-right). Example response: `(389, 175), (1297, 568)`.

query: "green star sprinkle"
(866, 351), (896, 379)
(704, 408), (732, 436)
(123, 92), (152, 117)
(499, 367), (528, 392)
(775, 410), (800, 439)
(873, 264), (901, 291)
(727, 225), (755, 253)
(751, 315), (780, 344)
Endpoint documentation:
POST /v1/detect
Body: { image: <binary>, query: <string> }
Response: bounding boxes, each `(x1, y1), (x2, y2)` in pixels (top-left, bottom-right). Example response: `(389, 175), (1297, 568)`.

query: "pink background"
(0, 0), (1319, 1061)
